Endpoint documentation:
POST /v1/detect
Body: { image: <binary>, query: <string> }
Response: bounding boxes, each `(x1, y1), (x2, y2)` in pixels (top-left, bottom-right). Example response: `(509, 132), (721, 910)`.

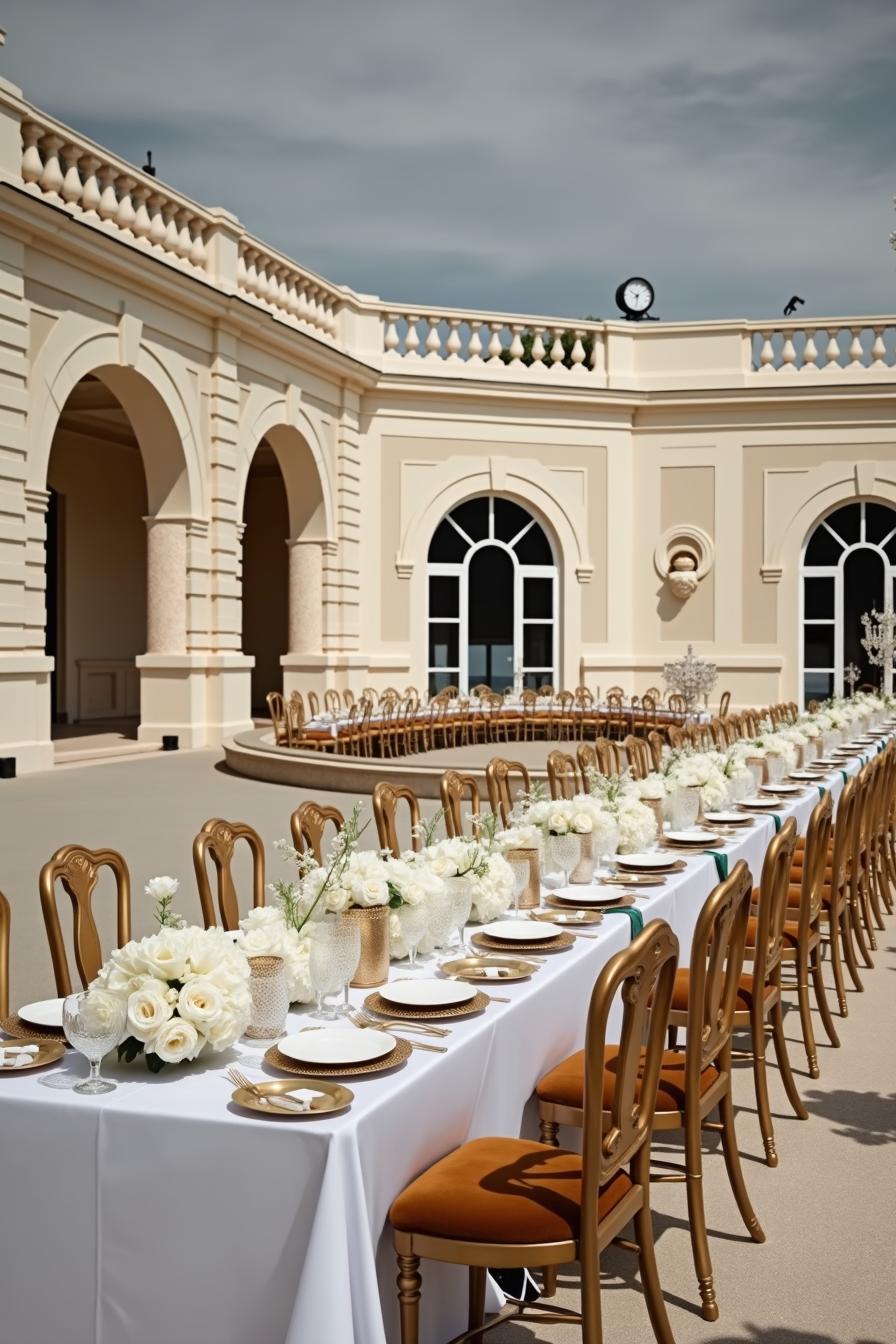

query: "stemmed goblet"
(550, 833), (580, 888)
(447, 876), (473, 951)
(508, 857), (532, 919)
(63, 988), (127, 1095)
(396, 900), (428, 967)
(309, 918), (359, 1021)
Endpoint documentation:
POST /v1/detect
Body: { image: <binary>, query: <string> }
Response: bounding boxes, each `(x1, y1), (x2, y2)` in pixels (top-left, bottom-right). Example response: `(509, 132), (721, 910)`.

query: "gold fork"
(348, 1012), (447, 1053)
(356, 1008), (450, 1037)
(227, 1066), (314, 1114)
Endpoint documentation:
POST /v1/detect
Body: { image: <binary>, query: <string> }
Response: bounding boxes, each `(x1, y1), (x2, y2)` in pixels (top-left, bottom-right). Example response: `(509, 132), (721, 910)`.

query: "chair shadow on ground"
(801, 1087), (896, 1145)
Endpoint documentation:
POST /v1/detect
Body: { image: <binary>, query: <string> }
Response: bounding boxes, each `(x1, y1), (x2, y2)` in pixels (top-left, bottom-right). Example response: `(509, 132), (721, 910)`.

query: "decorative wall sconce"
(654, 525), (714, 603)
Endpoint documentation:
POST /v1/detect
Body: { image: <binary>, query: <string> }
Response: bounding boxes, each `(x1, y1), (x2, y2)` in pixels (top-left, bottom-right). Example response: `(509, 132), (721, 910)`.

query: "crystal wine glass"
(550, 833), (580, 888)
(334, 916), (362, 1018)
(428, 883), (457, 955)
(63, 988), (127, 1095)
(508, 857), (531, 918)
(396, 901), (428, 967)
(309, 919), (355, 1021)
(447, 876), (474, 951)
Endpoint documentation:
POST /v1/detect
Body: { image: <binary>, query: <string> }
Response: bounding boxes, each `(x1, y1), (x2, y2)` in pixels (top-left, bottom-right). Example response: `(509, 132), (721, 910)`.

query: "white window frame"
(799, 502), (896, 706)
(426, 496), (558, 693)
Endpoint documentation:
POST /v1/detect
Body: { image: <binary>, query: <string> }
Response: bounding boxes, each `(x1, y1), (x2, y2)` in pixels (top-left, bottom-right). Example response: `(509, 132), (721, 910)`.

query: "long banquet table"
(0, 751), (877, 1344)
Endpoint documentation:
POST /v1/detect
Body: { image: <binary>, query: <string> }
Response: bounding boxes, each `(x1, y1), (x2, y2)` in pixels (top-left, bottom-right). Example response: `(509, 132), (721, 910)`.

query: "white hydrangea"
(235, 906), (312, 1004)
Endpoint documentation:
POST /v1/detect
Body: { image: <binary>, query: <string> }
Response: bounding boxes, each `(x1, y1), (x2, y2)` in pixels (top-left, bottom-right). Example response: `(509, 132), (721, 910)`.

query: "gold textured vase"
(569, 832), (595, 884)
(345, 905), (391, 988)
(505, 847), (540, 908)
(245, 955), (289, 1040)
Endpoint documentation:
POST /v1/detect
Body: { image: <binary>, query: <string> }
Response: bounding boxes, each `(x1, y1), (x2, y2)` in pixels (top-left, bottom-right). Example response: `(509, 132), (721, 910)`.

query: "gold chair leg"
(850, 893), (874, 968)
(794, 947), (819, 1079)
(769, 998), (808, 1120)
(751, 1011), (778, 1166)
(580, 1246), (603, 1344)
(684, 1103), (718, 1320)
(826, 914), (849, 1012)
(632, 1152), (675, 1344)
(539, 1115), (560, 1296)
(810, 946), (840, 1048)
(718, 1087), (764, 1242)
(468, 1266), (486, 1332)
(396, 1251), (421, 1344)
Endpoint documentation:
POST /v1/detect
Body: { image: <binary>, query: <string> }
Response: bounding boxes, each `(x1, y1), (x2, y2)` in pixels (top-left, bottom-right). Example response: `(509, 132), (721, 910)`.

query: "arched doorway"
(46, 375), (148, 735)
(239, 422), (328, 712)
(242, 443), (289, 713)
(426, 495), (557, 694)
(800, 500), (896, 702)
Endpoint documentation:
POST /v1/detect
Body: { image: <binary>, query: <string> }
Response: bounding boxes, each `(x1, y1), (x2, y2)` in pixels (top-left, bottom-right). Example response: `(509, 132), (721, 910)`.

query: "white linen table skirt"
(0, 753), (869, 1344)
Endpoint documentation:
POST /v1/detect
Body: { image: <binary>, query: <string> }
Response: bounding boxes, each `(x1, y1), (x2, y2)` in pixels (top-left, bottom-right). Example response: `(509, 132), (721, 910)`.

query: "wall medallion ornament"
(653, 524), (714, 603)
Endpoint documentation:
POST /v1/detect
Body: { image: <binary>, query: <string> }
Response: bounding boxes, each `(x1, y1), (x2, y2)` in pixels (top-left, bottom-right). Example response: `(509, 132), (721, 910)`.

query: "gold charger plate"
(662, 834), (724, 849)
(615, 858), (687, 873)
(364, 989), (489, 1020)
(471, 930), (575, 954)
(264, 1036), (412, 1078)
(530, 907), (604, 925)
(0, 1014), (67, 1044)
(546, 894), (633, 913)
(232, 1077), (353, 1118)
(439, 955), (537, 983)
(0, 1037), (65, 1072)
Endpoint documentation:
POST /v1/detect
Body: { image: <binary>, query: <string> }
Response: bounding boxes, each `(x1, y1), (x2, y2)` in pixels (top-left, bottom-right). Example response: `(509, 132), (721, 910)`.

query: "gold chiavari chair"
(667, 693), (686, 718)
(576, 742), (599, 792)
(440, 770), (482, 838)
(266, 691), (288, 745)
(862, 748), (890, 932)
(537, 683), (555, 698)
(376, 697), (398, 758)
(193, 819), (266, 931)
(760, 793), (836, 1079)
(672, 819), (802, 1167)
(485, 757), (532, 826)
(290, 801), (345, 863)
(483, 691), (510, 745)
(390, 921), (679, 1344)
(306, 690), (321, 717)
(635, 692), (658, 737)
(647, 729), (666, 772)
(547, 749), (578, 800)
(595, 736), (623, 776)
(538, 863), (761, 1323)
(40, 845), (131, 995)
(719, 690), (731, 718)
(403, 686), (421, 708)
(643, 685), (662, 705)
(666, 725), (685, 749)
(361, 686), (379, 706)
(373, 782), (422, 857)
(0, 889), (10, 1018)
(285, 692), (335, 752)
(337, 700), (360, 756)
(789, 774), (858, 1014)
(354, 698), (375, 757)
(623, 734), (651, 779)
(381, 686), (402, 702)
(553, 690), (577, 741)
(876, 740), (896, 915)
(848, 760), (877, 967)
(342, 688), (355, 710)
(519, 688), (539, 741)
(470, 683), (492, 699)
(574, 685), (598, 738)
(709, 717), (726, 749)
(604, 692), (626, 742)
(605, 684), (624, 700)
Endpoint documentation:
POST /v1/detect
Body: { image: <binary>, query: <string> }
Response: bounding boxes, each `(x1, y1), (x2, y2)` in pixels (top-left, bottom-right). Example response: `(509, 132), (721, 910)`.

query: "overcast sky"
(4, 1), (895, 321)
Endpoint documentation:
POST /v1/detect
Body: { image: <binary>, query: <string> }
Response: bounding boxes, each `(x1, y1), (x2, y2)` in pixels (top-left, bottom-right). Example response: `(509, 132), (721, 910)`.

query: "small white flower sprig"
(146, 875), (187, 930)
(271, 802), (369, 934)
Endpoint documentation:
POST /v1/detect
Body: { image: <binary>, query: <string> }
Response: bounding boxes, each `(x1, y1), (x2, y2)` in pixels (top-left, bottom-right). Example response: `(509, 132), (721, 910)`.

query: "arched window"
(800, 500), (896, 703)
(427, 496), (557, 695)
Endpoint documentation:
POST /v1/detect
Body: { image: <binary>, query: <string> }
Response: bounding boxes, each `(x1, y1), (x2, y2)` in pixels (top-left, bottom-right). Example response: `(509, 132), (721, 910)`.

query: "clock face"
(622, 277), (654, 313)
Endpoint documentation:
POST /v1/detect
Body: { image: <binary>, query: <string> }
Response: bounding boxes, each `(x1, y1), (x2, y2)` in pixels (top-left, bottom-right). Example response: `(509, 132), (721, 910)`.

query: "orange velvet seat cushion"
(787, 882), (832, 909)
(389, 1137), (632, 1244)
(746, 915), (799, 949)
(536, 1046), (718, 1113)
(671, 967), (774, 1013)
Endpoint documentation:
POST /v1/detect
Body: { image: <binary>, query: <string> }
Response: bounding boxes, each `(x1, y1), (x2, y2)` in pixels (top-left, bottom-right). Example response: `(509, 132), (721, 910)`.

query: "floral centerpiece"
(414, 831), (514, 925)
(93, 878), (252, 1073)
(586, 771), (658, 853)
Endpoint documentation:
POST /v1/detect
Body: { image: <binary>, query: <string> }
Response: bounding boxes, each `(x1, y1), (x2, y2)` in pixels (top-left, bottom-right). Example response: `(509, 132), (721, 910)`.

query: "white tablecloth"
(0, 754), (869, 1344)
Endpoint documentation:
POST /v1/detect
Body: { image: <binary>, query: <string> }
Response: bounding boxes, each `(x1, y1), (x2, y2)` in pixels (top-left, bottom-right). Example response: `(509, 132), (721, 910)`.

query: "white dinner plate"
(381, 978), (476, 1008)
(553, 889), (621, 906)
(761, 784), (801, 794)
(813, 758), (838, 767)
(482, 920), (562, 942)
(790, 770), (822, 780)
(665, 829), (720, 843)
(18, 998), (65, 1029)
(278, 1027), (396, 1066)
(739, 797), (780, 808)
(703, 811), (751, 825)
(615, 853), (678, 870)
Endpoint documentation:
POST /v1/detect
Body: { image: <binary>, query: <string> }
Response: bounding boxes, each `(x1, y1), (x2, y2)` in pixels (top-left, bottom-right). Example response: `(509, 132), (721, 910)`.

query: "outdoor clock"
(615, 276), (656, 320)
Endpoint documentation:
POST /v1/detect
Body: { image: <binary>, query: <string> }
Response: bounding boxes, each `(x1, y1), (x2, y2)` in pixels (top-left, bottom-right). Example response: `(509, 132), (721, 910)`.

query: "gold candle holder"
(344, 905), (391, 988)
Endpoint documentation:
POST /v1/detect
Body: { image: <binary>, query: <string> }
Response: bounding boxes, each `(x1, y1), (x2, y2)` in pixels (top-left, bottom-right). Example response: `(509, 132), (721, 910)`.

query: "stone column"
(145, 517), (187, 653)
(287, 538), (323, 653)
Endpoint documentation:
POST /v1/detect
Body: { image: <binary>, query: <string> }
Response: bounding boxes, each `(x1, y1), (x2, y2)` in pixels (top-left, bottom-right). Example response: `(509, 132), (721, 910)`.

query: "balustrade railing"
(236, 239), (341, 342)
(380, 306), (607, 380)
(749, 321), (896, 374)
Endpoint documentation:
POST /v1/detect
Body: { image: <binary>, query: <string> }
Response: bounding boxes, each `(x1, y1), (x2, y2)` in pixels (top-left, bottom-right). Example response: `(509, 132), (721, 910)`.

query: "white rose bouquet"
(93, 924), (251, 1072)
(416, 834), (514, 924)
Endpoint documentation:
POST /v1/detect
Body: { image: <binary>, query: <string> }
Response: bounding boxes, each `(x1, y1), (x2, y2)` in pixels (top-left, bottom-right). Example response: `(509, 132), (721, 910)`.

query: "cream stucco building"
(0, 71), (894, 773)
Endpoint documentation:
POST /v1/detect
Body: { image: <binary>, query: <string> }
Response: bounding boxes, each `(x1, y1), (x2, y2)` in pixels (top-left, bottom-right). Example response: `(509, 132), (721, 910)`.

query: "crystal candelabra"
(662, 643), (718, 711)
(860, 605), (896, 694)
(844, 662), (861, 696)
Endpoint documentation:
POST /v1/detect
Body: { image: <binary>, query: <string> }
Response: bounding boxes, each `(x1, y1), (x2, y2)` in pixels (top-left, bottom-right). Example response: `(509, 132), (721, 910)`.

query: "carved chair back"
(39, 845), (131, 995)
(193, 820), (265, 931)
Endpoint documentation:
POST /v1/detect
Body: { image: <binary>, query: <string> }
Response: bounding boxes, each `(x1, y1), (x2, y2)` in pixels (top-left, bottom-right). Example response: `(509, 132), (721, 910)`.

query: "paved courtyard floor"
(0, 751), (892, 1344)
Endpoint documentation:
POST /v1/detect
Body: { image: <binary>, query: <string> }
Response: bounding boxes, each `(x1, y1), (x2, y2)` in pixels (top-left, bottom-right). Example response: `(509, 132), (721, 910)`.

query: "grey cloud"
(3, 0), (894, 320)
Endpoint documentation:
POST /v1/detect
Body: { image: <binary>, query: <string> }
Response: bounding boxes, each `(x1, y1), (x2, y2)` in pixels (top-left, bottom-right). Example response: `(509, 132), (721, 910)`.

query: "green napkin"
(605, 907), (644, 939)
(817, 785), (827, 801)
(771, 813), (783, 833)
(840, 770), (849, 785)
(705, 850), (729, 880)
